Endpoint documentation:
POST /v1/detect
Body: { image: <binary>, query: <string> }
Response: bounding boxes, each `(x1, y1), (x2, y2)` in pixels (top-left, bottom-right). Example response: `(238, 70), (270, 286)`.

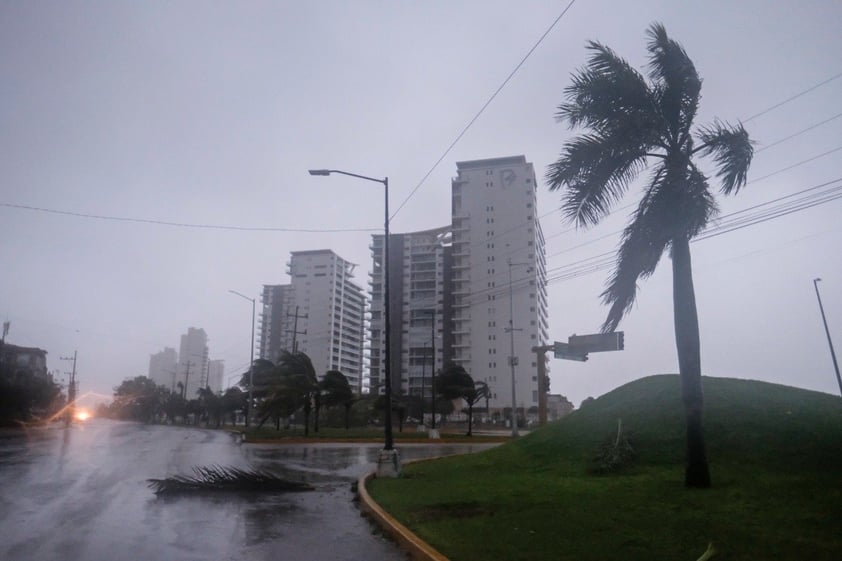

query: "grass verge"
(368, 375), (842, 561)
(243, 425), (506, 444)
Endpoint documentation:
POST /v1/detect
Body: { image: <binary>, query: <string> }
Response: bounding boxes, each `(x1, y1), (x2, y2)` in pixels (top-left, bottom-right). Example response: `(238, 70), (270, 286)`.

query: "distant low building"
(0, 343), (48, 379)
(547, 393), (575, 421)
(546, 394), (575, 421)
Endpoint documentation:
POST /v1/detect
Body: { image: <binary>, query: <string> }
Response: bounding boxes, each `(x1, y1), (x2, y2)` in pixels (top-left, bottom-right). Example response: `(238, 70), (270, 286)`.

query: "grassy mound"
(368, 375), (842, 561)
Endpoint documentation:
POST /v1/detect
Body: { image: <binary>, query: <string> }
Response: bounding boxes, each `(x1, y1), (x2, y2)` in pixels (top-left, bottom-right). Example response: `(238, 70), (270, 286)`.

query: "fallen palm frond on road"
(148, 465), (314, 495)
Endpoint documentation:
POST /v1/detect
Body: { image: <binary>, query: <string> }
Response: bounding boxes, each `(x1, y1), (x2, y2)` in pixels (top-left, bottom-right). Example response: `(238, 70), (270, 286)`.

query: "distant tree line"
(103, 350), (496, 437)
(99, 376), (247, 427)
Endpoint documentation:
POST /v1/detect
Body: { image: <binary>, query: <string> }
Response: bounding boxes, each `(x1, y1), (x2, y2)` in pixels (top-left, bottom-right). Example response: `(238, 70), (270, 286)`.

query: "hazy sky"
(2, 1), (841, 408)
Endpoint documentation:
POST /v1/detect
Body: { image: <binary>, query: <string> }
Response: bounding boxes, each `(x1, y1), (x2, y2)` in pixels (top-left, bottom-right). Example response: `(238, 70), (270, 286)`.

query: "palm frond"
(695, 120), (754, 194)
(679, 164), (719, 238)
(601, 222), (670, 333)
(148, 465), (314, 495)
(546, 133), (648, 227)
(600, 167), (672, 332)
(558, 42), (663, 145)
(601, 161), (717, 332)
(646, 23), (701, 143)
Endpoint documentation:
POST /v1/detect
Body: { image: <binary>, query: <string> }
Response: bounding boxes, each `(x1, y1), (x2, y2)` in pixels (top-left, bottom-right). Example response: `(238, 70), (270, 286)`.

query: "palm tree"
(269, 351), (319, 436)
(436, 364), (486, 436)
(321, 370), (355, 429)
(546, 23), (753, 488)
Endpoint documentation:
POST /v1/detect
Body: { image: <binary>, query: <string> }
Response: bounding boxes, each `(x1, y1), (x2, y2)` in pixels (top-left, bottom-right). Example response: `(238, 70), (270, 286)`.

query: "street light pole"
(813, 278), (842, 396)
(309, 168), (399, 475)
(229, 290), (255, 427)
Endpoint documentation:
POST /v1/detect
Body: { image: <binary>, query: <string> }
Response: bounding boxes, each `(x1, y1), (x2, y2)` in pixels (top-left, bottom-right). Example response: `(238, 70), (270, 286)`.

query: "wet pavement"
(0, 420), (497, 561)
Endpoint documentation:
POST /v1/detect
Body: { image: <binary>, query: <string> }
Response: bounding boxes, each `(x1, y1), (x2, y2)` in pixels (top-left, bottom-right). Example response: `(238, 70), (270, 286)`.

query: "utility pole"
(60, 351), (77, 427)
(420, 341), (427, 425)
(813, 278), (842, 396)
(532, 344), (554, 425)
(183, 361), (192, 399)
(287, 306), (308, 352)
(506, 260), (527, 438)
(428, 308), (439, 437)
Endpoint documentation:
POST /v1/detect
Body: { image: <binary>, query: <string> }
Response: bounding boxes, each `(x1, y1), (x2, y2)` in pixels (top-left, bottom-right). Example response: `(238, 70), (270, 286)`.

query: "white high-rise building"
(369, 226), (451, 398)
(258, 250), (366, 394)
(177, 327), (208, 400)
(207, 359), (225, 394)
(368, 156), (548, 417)
(258, 284), (296, 363)
(450, 156), (549, 415)
(148, 347), (178, 390)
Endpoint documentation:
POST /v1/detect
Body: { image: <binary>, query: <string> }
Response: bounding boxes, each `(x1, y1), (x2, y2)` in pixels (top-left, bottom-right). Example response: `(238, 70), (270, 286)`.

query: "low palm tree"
(321, 370), (355, 429)
(271, 351), (319, 436)
(546, 23), (753, 488)
(436, 364), (486, 436)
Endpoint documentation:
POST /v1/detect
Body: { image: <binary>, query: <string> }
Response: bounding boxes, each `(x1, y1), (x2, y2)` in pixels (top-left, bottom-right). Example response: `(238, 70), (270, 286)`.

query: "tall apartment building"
(258, 284), (296, 363)
(451, 156), (549, 414)
(177, 327), (209, 400)
(368, 155), (548, 415)
(369, 226), (452, 398)
(148, 347), (178, 390)
(258, 250), (367, 394)
(207, 359), (225, 394)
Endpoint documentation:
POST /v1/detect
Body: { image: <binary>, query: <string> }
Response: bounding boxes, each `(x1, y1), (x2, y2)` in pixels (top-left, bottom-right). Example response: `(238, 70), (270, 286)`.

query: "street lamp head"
(308, 169), (331, 176)
(815, 277), (822, 283)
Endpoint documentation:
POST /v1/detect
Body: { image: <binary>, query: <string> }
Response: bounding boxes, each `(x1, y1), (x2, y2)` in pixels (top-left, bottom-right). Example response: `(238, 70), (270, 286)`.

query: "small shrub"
(589, 419), (637, 474)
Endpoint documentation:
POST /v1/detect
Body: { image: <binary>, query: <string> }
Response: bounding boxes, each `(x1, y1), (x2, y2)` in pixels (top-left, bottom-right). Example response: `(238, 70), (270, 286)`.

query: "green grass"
(368, 375), (842, 561)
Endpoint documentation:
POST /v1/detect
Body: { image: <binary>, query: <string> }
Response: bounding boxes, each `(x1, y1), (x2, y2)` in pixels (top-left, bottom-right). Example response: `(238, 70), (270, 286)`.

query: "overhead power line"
(0, 203), (380, 233)
(755, 111), (842, 153)
(389, 0), (578, 220)
(744, 71), (842, 122)
(463, 177), (842, 303)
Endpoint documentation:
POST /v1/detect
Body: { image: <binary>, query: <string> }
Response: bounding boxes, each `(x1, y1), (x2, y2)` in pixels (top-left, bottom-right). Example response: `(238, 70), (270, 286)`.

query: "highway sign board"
(568, 332), (624, 353)
(552, 341), (588, 362)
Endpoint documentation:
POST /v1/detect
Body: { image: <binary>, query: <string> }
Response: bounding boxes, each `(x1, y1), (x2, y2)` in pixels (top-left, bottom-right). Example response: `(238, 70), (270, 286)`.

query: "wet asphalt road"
(0, 420), (496, 561)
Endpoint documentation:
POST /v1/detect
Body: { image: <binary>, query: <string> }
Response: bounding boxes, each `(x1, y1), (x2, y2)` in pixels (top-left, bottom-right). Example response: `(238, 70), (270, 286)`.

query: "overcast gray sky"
(2, 1), (841, 408)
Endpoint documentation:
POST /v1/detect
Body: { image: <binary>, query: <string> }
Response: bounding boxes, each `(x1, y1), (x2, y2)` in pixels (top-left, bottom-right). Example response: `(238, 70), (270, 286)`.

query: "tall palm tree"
(546, 23), (753, 488)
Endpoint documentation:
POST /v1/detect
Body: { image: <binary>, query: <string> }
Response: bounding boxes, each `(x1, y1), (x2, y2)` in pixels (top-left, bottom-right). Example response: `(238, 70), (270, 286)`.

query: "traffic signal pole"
(532, 332), (624, 426)
(532, 345), (553, 426)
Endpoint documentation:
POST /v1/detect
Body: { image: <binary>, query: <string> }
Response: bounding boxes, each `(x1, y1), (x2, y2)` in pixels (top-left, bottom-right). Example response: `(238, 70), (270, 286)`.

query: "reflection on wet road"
(0, 420), (497, 561)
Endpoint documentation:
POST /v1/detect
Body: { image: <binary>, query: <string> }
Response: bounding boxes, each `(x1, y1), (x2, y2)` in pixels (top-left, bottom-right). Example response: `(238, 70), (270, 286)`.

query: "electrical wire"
(755, 111), (842, 153)
(0, 202), (380, 233)
(743, 71), (842, 122)
(389, 0), (578, 219)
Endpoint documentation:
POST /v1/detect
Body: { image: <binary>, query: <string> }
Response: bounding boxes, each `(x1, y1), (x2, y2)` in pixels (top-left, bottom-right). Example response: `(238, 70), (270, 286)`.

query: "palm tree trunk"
(671, 236), (711, 488)
(314, 395), (320, 433)
(467, 403), (473, 436)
